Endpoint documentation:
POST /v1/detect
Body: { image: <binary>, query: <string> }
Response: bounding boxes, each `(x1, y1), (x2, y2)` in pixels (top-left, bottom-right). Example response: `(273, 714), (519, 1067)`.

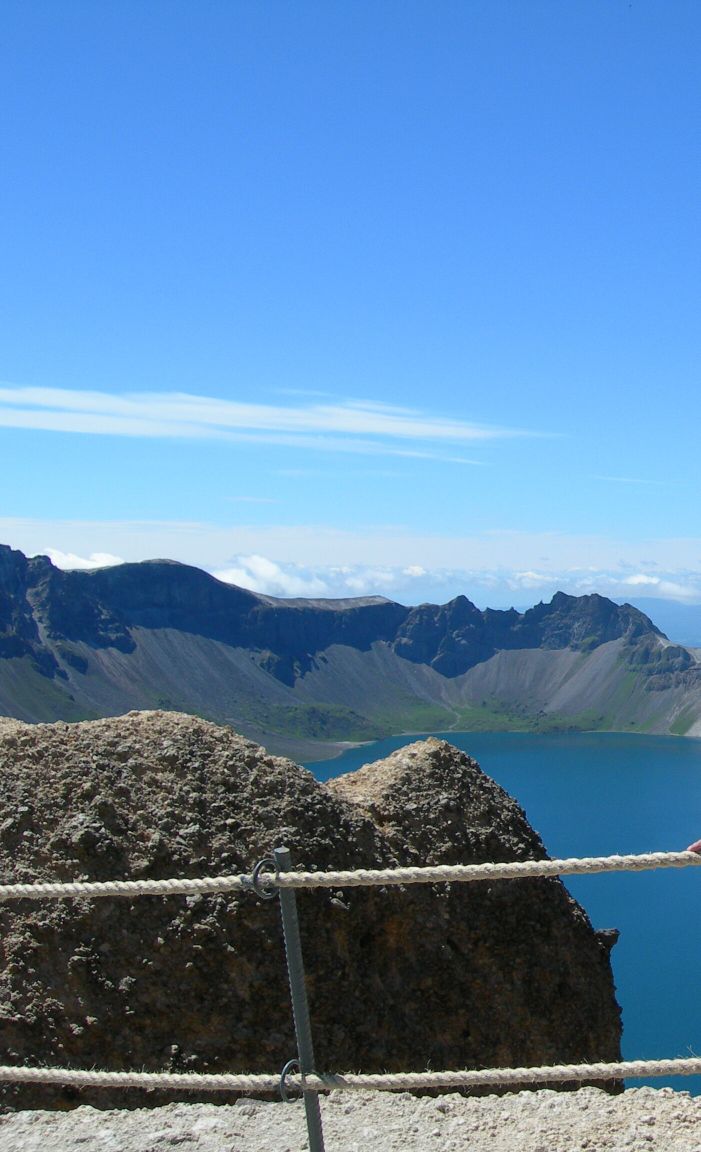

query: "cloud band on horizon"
(3, 517), (701, 606)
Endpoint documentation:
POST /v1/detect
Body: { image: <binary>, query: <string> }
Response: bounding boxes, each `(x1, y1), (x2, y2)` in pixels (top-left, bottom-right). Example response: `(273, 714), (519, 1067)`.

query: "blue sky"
(2, 0), (701, 607)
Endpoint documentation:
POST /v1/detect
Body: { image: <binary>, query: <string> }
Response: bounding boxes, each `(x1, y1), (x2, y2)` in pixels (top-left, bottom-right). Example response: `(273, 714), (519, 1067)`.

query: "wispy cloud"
(0, 385), (530, 461)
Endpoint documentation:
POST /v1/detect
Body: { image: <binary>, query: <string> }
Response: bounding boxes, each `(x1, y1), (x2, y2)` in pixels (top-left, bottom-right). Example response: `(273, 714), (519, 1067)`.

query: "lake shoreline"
(301, 723), (701, 764)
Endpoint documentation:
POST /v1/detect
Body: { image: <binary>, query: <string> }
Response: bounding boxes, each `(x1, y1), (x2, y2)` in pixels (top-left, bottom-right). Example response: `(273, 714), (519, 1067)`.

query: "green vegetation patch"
(670, 706), (698, 736)
(232, 701), (384, 741)
(453, 701), (533, 732)
(453, 700), (618, 735)
(370, 702), (458, 734)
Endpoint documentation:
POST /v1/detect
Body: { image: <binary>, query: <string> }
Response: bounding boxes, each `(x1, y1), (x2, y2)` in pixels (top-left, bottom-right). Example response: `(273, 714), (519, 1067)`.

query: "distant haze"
(621, 600), (701, 649)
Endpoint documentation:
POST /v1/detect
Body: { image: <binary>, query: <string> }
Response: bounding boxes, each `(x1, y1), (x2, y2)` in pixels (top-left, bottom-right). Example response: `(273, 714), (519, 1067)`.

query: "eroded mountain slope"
(1, 544), (699, 754)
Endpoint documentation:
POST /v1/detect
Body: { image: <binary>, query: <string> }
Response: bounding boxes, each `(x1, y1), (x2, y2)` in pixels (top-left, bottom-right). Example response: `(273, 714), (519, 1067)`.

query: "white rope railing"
(0, 1066), (280, 1092)
(264, 850), (701, 889)
(0, 874), (250, 901)
(301, 1058), (701, 1090)
(1, 1056), (701, 1093)
(0, 850), (699, 900)
(1, 848), (700, 1112)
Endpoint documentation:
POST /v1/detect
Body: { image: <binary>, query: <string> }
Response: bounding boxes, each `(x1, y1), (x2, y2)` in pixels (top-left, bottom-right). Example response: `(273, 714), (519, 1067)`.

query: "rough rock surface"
(2, 1088), (701, 1152)
(0, 713), (621, 1110)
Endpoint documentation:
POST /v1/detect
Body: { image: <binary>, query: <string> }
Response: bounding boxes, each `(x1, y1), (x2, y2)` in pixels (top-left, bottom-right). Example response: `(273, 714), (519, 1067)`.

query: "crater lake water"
(307, 732), (701, 1093)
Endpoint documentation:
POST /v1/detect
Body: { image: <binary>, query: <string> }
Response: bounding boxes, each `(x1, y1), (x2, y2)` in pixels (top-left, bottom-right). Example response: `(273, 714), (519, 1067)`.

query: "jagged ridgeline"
(0, 714), (621, 1109)
(1, 544), (700, 758)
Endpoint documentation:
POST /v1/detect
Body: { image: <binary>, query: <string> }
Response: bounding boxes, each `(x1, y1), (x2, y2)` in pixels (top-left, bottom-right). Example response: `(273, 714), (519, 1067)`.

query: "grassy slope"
(3, 630), (701, 754)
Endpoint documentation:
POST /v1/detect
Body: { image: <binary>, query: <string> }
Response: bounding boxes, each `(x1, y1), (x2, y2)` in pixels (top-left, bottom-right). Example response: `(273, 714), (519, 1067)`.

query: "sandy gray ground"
(3, 1088), (701, 1152)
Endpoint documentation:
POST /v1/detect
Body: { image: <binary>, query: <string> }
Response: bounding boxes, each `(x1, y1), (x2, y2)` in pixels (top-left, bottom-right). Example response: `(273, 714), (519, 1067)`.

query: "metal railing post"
(273, 845), (326, 1152)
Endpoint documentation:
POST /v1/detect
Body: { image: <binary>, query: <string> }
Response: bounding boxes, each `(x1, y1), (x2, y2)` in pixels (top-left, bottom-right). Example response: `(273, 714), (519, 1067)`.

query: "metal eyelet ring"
(279, 1057), (301, 1102)
(249, 856), (278, 900)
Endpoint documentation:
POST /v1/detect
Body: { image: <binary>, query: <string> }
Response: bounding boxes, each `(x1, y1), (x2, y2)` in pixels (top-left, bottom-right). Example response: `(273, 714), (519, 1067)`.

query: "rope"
(309, 1058), (701, 1091)
(0, 853), (699, 1099)
(0, 851), (698, 901)
(0, 1066), (279, 1092)
(271, 851), (701, 890)
(2, 1056), (701, 1094)
(0, 875), (249, 902)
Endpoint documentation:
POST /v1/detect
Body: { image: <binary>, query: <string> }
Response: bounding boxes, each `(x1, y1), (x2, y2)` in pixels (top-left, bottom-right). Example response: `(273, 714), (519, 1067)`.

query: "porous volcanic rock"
(329, 740), (622, 1073)
(0, 713), (621, 1110)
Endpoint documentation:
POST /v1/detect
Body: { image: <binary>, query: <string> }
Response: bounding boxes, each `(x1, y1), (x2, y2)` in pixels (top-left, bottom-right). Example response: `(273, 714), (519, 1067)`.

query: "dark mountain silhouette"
(1, 544), (699, 757)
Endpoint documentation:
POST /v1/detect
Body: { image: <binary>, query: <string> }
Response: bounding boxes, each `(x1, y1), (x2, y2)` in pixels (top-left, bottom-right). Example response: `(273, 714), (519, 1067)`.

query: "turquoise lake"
(307, 732), (701, 1093)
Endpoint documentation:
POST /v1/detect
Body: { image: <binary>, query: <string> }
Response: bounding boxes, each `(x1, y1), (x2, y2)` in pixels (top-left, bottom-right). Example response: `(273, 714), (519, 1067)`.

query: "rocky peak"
(391, 590), (662, 677)
(0, 544), (29, 591)
(0, 712), (621, 1108)
(521, 592), (661, 650)
(329, 736), (546, 865)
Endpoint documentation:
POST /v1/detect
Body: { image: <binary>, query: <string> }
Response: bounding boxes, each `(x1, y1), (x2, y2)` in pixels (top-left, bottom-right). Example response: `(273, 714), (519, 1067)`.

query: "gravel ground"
(3, 1087), (701, 1152)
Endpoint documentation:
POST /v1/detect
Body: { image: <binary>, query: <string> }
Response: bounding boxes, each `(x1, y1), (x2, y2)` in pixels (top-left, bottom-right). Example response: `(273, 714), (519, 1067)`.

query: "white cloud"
(213, 559), (444, 600)
(5, 518), (701, 606)
(45, 549), (124, 570)
(213, 555), (330, 598)
(0, 385), (528, 462)
(342, 569), (402, 593)
(620, 574), (699, 601)
(510, 570), (552, 588)
(187, 556), (701, 606)
(623, 574), (661, 587)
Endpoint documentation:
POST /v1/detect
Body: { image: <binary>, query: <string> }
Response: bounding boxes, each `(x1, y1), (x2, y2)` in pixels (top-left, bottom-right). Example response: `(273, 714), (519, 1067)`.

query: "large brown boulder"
(0, 713), (621, 1108)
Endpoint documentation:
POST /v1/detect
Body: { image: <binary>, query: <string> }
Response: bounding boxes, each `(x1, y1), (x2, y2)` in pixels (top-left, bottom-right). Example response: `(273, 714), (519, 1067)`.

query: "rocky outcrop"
(391, 589), (659, 675)
(0, 712), (621, 1109)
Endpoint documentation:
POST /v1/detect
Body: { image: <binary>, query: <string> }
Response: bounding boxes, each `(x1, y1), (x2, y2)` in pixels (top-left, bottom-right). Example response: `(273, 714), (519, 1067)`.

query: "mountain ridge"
(1, 543), (700, 756)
